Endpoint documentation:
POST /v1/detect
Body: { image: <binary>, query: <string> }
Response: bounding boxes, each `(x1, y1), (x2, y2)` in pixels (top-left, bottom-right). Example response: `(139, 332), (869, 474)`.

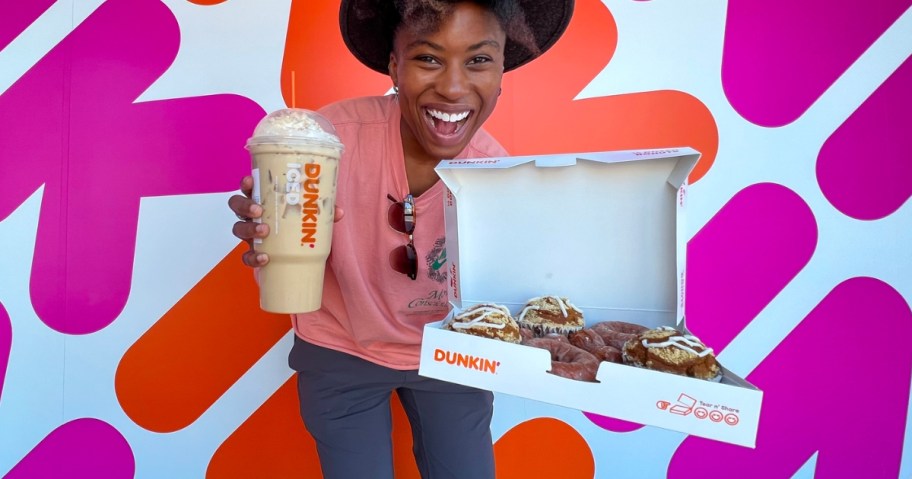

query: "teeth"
(428, 109), (469, 123)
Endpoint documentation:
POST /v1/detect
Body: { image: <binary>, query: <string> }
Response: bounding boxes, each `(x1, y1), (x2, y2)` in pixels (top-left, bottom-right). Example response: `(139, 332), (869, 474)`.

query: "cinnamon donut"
(622, 326), (721, 381)
(517, 296), (585, 336)
(523, 337), (600, 382)
(568, 329), (622, 363)
(444, 303), (521, 343)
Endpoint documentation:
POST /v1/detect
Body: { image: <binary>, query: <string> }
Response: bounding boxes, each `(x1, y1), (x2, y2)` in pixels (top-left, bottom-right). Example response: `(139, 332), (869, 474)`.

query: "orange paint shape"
(390, 394), (422, 479)
(281, 0), (718, 182)
(206, 376), (322, 478)
(207, 376), (422, 479)
(484, 0), (718, 182)
(115, 243), (292, 433)
(282, 0), (390, 110)
(494, 417), (594, 478)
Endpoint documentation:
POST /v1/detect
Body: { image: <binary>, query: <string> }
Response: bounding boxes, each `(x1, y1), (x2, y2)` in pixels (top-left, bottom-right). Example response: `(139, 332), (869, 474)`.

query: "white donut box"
(418, 148), (763, 448)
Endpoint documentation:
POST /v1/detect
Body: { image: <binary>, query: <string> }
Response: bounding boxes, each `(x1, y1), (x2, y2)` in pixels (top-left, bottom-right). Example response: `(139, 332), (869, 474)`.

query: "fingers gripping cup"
(246, 109), (343, 313)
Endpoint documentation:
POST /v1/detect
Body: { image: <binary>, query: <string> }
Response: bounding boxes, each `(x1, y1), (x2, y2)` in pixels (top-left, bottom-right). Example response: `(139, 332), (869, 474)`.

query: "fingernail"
(256, 224), (267, 234)
(250, 205), (262, 216)
(256, 254), (268, 264)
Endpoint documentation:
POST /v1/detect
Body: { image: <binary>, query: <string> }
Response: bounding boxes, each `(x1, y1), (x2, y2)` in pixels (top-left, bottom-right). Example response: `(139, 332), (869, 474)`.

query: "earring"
(394, 86), (399, 94)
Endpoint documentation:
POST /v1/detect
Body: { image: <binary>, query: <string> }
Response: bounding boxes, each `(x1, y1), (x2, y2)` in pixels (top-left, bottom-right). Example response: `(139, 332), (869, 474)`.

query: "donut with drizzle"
(517, 295), (585, 336)
(444, 303), (521, 343)
(622, 326), (721, 381)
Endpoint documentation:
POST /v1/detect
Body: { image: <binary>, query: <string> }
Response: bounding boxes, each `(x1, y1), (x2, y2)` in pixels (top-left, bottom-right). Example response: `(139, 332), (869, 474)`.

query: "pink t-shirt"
(291, 95), (507, 369)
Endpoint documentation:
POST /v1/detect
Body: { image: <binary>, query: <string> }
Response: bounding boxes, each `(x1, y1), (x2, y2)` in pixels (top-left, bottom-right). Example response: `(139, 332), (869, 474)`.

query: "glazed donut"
(543, 332), (570, 343)
(568, 329), (622, 363)
(590, 321), (649, 350)
(590, 326), (635, 350)
(599, 321), (649, 335)
(519, 327), (535, 343)
(523, 337), (600, 382)
(568, 328), (604, 348)
(519, 328), (535, 344)
(522, 332), (568, 345)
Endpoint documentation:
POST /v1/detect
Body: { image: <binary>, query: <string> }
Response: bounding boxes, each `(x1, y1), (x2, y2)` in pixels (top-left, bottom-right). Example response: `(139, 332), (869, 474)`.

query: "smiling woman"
(227, 1), (574, 478)
(390, 2), (509, 183)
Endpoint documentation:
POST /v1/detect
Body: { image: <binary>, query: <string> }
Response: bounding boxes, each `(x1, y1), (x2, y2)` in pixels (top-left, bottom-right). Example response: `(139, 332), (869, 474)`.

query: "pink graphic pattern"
(0, 303), (9, 402)
(0, 0), (909, 475)
(0, 0), (265, 334)
(686, 183), (818, 350)
(664, 3), (912, 476)
(722, 0), (912, 127)
(5, 418), (134, 478)
(588, 183), (817, 434)
(670, 277), (912, 477)
(0, 0), (54, 50)
(582, 413), (643, 433)
(817, 55), (912, 220)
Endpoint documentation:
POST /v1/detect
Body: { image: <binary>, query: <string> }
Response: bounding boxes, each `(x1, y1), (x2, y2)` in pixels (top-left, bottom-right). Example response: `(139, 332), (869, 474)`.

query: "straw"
(291, 70), (297, 109)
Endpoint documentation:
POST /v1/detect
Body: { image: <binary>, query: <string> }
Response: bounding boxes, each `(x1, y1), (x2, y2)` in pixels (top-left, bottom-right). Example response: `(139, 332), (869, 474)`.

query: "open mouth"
(425, 108), (470, 136)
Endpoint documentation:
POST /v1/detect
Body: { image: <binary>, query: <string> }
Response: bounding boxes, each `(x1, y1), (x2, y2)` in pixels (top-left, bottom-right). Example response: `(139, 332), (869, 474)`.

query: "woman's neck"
(400, 117), (442, 197)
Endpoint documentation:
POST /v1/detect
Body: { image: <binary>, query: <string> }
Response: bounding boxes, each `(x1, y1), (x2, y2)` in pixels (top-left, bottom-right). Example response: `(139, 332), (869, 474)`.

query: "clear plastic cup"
(245, 108), (343, 313)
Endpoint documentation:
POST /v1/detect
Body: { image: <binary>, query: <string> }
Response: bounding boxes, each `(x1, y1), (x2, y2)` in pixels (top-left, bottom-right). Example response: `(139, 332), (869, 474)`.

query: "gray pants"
(289, 336), (496, 479)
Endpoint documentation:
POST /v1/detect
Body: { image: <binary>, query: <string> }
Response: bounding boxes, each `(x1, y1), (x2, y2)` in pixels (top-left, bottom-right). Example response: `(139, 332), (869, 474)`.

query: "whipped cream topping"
(247, 108), (342, 148)
(518, 296), (581, 322)
(643, 326), (714, 357)
(451, 305), (511, 330)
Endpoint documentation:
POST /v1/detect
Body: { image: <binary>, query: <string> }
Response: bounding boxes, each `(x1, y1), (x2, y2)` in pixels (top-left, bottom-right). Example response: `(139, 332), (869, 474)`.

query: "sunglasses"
(387, 193), (417, 280)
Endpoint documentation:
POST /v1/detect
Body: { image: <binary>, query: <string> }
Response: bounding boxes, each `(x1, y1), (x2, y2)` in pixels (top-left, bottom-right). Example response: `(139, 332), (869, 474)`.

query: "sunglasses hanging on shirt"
(387, 193), (417, 280)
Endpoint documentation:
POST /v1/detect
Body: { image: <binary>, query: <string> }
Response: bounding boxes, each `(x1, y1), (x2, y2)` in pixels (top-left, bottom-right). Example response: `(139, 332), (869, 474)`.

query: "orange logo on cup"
(434, 348), (499, 374)
(298, 163), (321, 247)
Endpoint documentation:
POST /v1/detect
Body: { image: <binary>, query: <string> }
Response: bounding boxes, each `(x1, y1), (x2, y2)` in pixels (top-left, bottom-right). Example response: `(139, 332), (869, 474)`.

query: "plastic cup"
(245, 108), (343, 313)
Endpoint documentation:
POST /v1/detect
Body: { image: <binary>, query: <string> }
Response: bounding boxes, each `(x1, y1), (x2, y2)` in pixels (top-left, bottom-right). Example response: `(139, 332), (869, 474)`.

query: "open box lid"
(436, 147), (700, 329)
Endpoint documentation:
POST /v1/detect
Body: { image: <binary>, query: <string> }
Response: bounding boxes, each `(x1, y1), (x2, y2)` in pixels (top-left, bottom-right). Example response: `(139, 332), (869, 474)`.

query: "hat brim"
(340, 0), (574, 75)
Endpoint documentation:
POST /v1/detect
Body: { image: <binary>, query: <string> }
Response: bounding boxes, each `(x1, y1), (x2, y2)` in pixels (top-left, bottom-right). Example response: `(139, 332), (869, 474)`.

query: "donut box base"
(418, 148), (762, 448)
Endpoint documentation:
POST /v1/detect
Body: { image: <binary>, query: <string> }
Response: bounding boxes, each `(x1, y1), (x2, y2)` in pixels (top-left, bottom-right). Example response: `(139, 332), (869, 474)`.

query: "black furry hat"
(339, 0), (575, 74)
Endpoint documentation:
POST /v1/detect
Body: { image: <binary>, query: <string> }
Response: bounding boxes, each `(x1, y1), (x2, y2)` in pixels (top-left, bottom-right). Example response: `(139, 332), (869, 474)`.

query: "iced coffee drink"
(246, 108), (343, 313)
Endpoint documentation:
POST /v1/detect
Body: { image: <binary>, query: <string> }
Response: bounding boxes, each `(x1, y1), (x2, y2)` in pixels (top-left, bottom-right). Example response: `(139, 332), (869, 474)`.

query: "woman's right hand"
(229, 175), (270, 267)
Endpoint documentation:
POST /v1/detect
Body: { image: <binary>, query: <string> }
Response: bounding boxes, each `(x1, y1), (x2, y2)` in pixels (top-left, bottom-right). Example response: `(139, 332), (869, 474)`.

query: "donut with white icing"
(622, 326), (721, 381)
(444, 303), (521, 343)
(517, 296), (584, 336)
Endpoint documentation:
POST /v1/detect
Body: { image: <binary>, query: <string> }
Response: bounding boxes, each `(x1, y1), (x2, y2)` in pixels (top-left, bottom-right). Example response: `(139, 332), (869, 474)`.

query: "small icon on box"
(657, 393), (740, 427)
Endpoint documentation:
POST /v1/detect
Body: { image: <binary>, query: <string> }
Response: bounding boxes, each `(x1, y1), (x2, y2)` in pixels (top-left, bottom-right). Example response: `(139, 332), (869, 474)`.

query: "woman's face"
(389, 2), (506, 162)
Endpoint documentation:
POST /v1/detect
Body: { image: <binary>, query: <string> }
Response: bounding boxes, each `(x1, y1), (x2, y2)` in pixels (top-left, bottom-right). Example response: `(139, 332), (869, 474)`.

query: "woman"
(230, 1), (573, 477)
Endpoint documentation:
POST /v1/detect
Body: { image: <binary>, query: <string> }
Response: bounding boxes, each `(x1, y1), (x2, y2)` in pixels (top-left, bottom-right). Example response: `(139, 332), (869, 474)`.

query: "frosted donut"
(622, 326), (722, 381)
(517, 296), (585, 336)
(568, 329), (622, 363)
(523, 337), (600, 382)
(444, 303), (521, 343)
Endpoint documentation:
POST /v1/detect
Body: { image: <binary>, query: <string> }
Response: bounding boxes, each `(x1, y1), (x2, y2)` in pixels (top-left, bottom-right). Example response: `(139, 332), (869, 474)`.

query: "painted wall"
(1, 0), (910, 477)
